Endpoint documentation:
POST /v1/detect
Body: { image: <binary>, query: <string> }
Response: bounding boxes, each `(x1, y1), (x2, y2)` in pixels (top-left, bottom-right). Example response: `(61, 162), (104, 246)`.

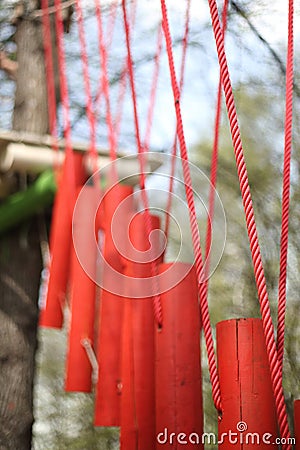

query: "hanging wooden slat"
(120, 212), (162, 450)
(155, 262), (203, 450)
(94, 183), (134, 426)
(294, 400), (300, 449)
(217, 318), (278, 449)
(39, 152), (87, 328)
(65, 184), (98, 392)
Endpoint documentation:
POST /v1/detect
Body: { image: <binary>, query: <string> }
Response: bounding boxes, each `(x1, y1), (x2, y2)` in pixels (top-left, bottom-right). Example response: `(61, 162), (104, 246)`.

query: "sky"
(65, 0), (298, 154)
(1, 0), (299, 152)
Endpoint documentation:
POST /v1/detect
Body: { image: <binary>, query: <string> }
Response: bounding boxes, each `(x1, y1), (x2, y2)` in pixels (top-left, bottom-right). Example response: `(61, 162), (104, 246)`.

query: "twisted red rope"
(94, 0), (118, 116)
(121, 0), (146, 188)
(204, 0), (228, 280)
(160, 0), (221, 412)
(41, 0), (58, 143)
(41, 0), (60, 177)
(75, 0), (98, 172)
(207, 0), (291, 445)
(54, 0), (72, 149)
(277, 0), (294, 377)
(54, 0), (76, 193)
(122, 0), (162, 326)
(143, 24), (163, 153)
(114, 1), (137, 146)
(164, 0), (191, 242)
(95, 0), (118, 167)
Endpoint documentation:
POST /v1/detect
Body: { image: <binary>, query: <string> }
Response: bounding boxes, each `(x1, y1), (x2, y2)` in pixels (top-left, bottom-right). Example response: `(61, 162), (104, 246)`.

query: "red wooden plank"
(217, 318), (278, 449)
(155, 262), (203, 450)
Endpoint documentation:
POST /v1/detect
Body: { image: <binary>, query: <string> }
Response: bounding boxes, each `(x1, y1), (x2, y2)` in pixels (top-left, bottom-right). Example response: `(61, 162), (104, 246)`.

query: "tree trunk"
(0, 2), (48, 448)
(12, 6), (48, 135)
(0, 229), (42, 450)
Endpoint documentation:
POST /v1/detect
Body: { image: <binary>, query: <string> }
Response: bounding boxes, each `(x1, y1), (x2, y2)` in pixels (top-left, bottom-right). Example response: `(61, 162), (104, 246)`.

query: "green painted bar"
(0, 170), (57, 234)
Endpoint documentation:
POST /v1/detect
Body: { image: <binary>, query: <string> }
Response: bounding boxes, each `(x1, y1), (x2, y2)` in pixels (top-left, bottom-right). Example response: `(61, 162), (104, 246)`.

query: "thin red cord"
(113, 0), (138, 146)
(204, 0), (228, 281)
(54, 0), (72, 152)
(277, 0), (294, 376)
(121, 0), (146, 188)
(207, 0), (291, 445)
(75, 0), (98, 174)
(122, 0), (162, 326)
(164, 0), (191, 241)
(114, 66), (128, 145)
(160, 0), (221, 412)
(95, 0), (118, 168)
(143, 24), (163, 153)
(54, 0), (76, 197)
(41, 0), (60, 177)
(94, 0), (118, 118)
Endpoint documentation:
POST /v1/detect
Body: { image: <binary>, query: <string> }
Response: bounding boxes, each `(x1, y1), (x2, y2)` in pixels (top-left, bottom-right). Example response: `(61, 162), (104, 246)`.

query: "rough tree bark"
(0, 1), (48, 448)
(12, 4), (49, 134)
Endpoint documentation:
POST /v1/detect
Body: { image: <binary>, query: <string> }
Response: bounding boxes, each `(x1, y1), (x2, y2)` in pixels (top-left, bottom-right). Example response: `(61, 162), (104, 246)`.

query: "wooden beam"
(0, 129), (163, 182)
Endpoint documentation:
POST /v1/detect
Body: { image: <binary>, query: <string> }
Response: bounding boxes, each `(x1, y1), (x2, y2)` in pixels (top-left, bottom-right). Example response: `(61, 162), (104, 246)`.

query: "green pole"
(0, 170), (57, 235)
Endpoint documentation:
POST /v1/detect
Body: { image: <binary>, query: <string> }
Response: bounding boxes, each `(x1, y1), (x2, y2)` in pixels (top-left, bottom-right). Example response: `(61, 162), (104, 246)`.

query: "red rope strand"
(122, 0), (162, 326)
(114, 0), (137, 147)
(114, 67), (128, 145)
(207, 0), (291, 445)
(54, 0), (72, 150)
(277, 0), (294, 376)
(160, 0), (221, 412)
(41, 0), (60, 175)
(94, 0), (118, 116)
(95, 0), (118, 167)
(41, 0), (58, 137)
(75, 0), (98, 172)
(164, 0), (191, 242)
(121, 0), (146, 188)
(204, 0), (228, 281)
(143, 24), (163, 153)
(54, 0), (76, 192)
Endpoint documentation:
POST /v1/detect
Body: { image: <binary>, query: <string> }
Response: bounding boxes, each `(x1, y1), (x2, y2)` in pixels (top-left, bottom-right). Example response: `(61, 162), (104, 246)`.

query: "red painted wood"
(120, 212), (162, 450)
(65, 185), (97, 392)
(94, 183), (134, 426)
(39, 152), (87, 328)
(73, 151), (88, 186)
(217, 318), (278, 449)
(155, 262), (203, 450)
(294, 400), (300, 449)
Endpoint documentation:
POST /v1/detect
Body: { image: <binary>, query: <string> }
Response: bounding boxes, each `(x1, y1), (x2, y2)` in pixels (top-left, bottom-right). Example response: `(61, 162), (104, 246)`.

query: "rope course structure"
(35, 1), (297, 449)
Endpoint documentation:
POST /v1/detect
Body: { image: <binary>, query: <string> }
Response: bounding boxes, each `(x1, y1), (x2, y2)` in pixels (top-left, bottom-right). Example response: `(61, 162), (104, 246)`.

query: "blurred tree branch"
(231, 0), (300, 98)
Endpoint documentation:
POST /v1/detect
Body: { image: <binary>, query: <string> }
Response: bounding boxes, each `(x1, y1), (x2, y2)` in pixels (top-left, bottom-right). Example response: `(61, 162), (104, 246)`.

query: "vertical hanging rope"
(143, 24), (163, 153)
(94, 0), (118, 115)
(204, 0), (228, 281)
(207, 0), (291, 445)
(113, 0), (138, 147)
(95, 0), (118, 166)
(160, 0), (221, 412)
(114, 65), (128, 145)
(277, 0), (294, 376)
(75, 0), (98, 174)
(122, 0), (146, 188)
(54, 0), (72, 149)
(54, 0), (76, 191)
(164, 0), (191, 241)
(95, 0), (137, 151)
(41, 0), (59, 169)
(122, 0), (162, 326)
